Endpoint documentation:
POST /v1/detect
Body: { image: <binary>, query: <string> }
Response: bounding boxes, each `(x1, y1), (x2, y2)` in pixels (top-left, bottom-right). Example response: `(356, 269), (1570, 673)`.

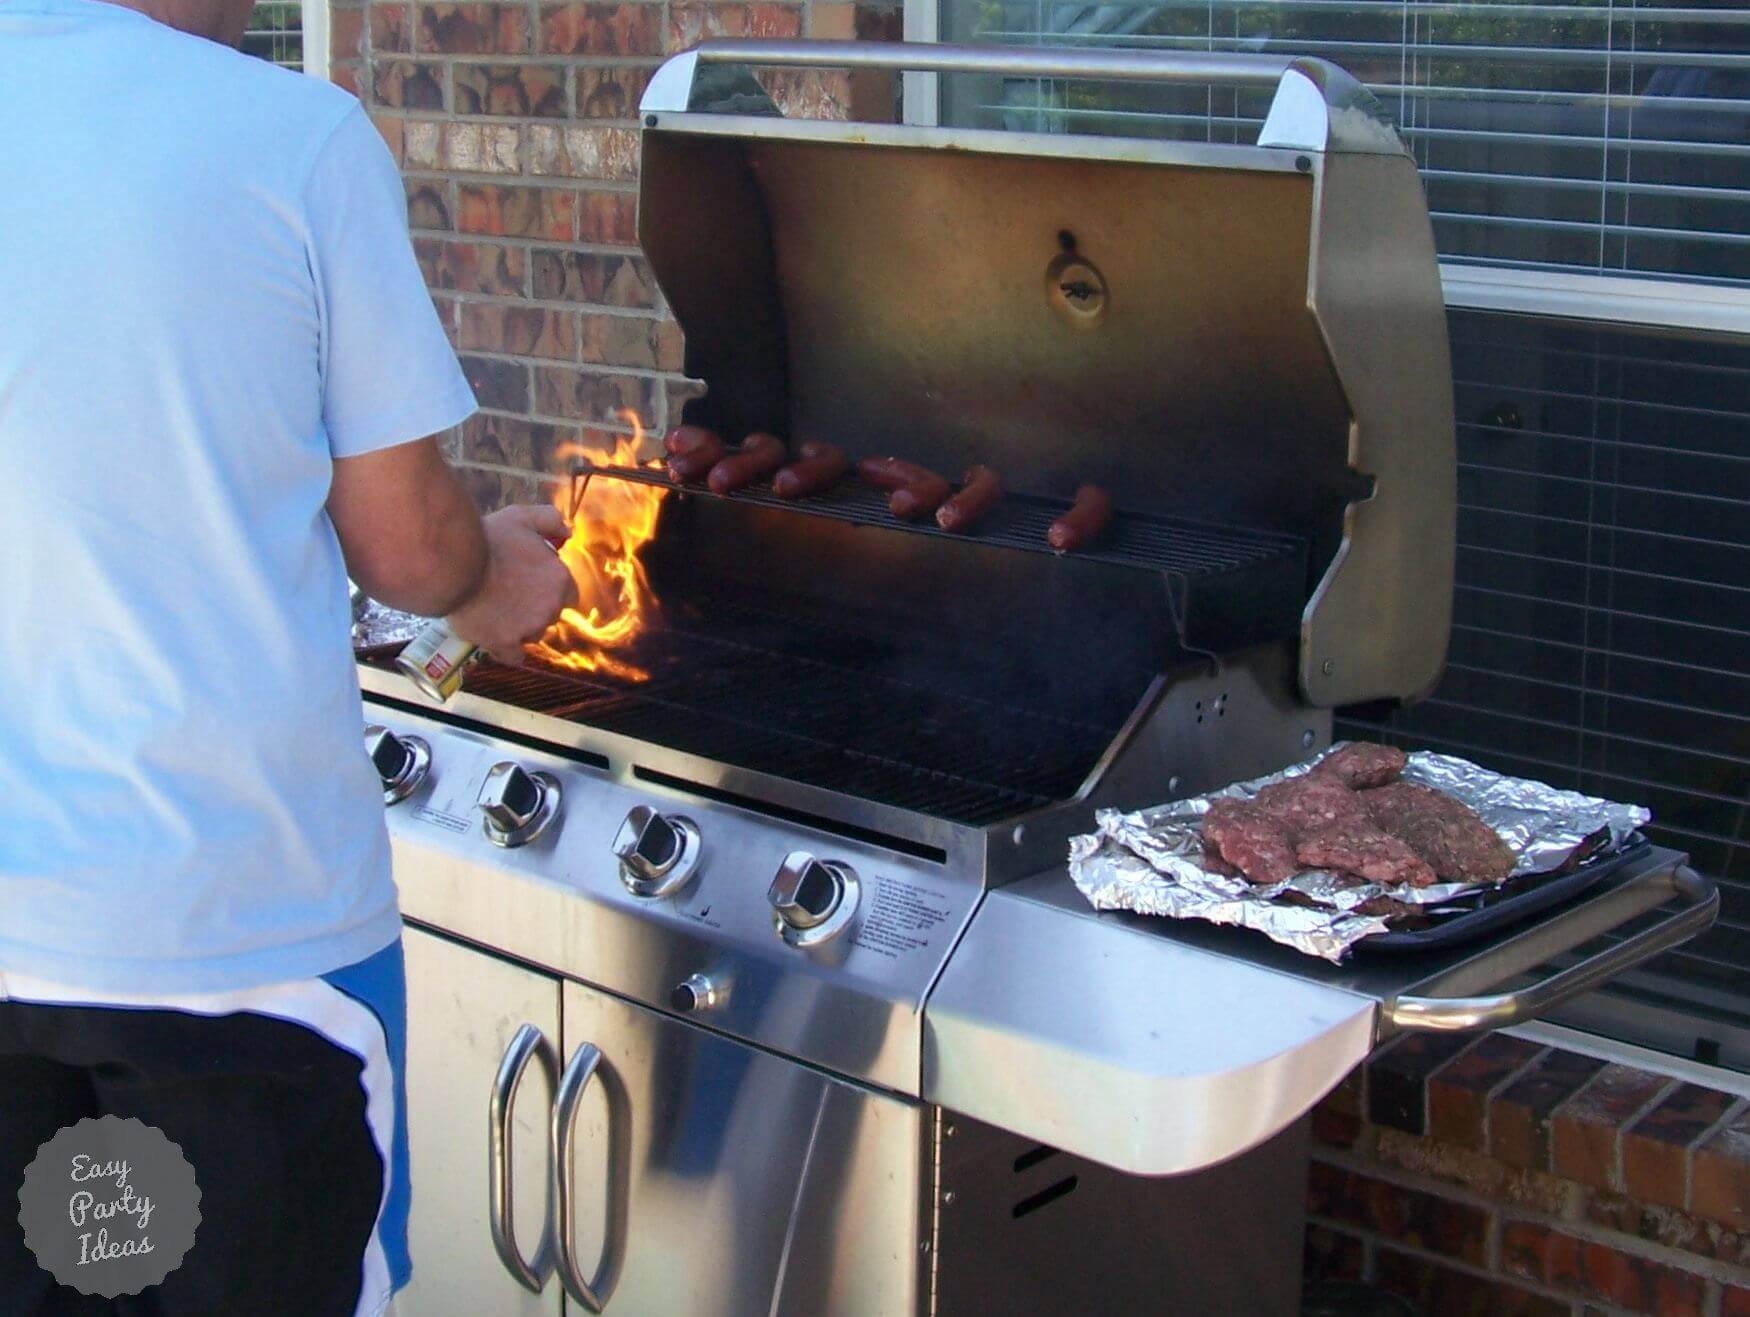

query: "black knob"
(368, 728), (411, 785)
(793, 860), (839, 921)
(498, 765), (542, 820)
(634, 813), (680, 870)
(669, 974), (715, 1013)
(670, 981), (699, 1012)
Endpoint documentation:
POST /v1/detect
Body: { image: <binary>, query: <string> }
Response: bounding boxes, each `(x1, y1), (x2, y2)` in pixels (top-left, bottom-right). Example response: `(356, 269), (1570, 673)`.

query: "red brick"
(1490, 1049), (1608, 1172)
(668, 2), (803, 48)
(1307, 1161), (1489, 1265)
(370, 113), (405, 165)
(1373, 1246), (1567, 1317)
(757, 68), (853, 120)
(421, 240), (528, 297)
(1584, 1189), (1750, 1269)
(1623, 1084), (1737, 1212)
(460, 304), (578, 360)
(578, 313), (670, 370)
(459, 355), (530, 412)
(369, 3), (412, 52)
(1312, 1066), (1365, 1150)
(533, 367), (662, 424)
(577, 64), (656, 119)
(371, 61), (445, 111)
(575, 191), (639, 246)
(406, 178), (452, 231)
(1692, 1104), (1750, 1230)
(1723, 1284), (1750, 1317)
(440, 123), (521, 174)
(329, 62), (364, 98)
(530, 250), (656, 308)
(459, 465), (550, 514)
(1507, 1219), (1712, 1313)
(1366, 1032), (1478, 1136)
(1552, 1064), (1674, 1191)
(329, 7), (364, 62)
(539, 5), (664, 56)
(528, 125), (642, 181)
(454, 63), (568, 117)
(416, 3), (528, 55)
(1429, 1036), (1546, 1151)
(1302, 1223), (1364, 1284)
(457, 184), (574, 240)
(459, 414), (572, 471)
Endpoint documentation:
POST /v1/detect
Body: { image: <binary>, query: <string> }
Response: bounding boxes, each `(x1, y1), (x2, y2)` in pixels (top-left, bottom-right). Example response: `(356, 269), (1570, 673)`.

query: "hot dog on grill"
(772, 440), (848, 500)
(1046, 484), (1113, 551)
(667, 430), (725, 484)
(888, 475), (951, 520)
(856, 456), (943, 492)
(936, 465), (1003, 532)
(663, 424), (723, 456)
(707, 432), (787, 495)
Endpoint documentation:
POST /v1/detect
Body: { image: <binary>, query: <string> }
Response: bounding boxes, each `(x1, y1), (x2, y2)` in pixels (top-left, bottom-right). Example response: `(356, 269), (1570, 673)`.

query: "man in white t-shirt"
(0, 0), (574, 1311)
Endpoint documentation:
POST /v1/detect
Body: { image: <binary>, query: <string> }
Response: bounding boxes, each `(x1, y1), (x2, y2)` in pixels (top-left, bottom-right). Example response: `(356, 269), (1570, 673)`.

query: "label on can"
(424, 654), (452, 680)
(395, 621), (476, 702)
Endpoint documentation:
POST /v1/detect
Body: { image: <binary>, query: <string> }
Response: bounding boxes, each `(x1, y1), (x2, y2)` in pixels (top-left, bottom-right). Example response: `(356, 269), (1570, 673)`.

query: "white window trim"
(303, 0), (328, 83)
(899, 1), (1750, 340)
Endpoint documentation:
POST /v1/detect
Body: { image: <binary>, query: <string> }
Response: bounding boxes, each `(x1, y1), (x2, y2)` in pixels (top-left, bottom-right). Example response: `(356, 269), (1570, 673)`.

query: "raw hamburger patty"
(1363, 783), (1516, 884)
(1202, 798), (1299, 885)
(1295, 819), (1437, 888)
(1311, 742), (1407, 789)
(1253, 776), (1370, 834)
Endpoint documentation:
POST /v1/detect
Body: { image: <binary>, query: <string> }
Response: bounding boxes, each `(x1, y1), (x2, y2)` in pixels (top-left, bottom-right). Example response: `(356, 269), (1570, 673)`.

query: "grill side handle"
(1380, 864), (1717, 1037)
(644, 40), (1405, 155)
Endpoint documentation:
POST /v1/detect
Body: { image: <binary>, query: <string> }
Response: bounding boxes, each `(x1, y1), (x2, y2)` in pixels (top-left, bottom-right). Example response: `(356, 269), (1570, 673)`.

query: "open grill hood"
(638, 41), (1457, 709)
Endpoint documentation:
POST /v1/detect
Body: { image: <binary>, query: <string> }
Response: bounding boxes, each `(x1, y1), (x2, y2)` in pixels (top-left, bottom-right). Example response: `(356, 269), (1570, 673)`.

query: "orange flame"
(525, 409), (667, 681)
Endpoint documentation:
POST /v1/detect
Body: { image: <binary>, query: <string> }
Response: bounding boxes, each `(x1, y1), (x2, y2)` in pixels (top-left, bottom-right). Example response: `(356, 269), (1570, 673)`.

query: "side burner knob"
(767, 851), (860, 948)
(365, 725), (430, 806)
(477, 762), (562, 848)
(613, 805), (702, 898)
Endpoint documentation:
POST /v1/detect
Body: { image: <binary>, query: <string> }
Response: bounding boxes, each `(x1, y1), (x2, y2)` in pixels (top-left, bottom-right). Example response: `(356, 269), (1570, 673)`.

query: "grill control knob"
(613, 805), (703, 898)
(768, 851), (860, 948)
(477, 762), (561, 848)
(669, 974), (721, 1014)
(365, 725), (430, 806)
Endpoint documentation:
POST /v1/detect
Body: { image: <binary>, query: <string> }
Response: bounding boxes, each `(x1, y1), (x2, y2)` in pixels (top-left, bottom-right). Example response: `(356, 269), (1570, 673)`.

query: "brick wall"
(323, 14), (1750, 1316)
(1309, 1035), (1750, 1315)
(328, 0), (900, 509)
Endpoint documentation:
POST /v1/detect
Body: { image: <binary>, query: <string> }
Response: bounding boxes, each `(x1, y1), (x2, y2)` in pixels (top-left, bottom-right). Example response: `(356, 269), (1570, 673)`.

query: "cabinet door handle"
(489, 1023), (558, 1293)
(552, 1041), (622, 1312)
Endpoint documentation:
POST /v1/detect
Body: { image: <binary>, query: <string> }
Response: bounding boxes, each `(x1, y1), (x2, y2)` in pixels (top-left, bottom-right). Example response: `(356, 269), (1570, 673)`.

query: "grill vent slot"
(1011, 1175), (1079, 1220)
(1012, 1145), (1059, 1174)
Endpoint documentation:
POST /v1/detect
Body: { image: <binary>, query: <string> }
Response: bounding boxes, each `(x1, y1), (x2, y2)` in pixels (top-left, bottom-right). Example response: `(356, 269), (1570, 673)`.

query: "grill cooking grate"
(585, 465), (1303, 579)
(425, 607), (1120, 827)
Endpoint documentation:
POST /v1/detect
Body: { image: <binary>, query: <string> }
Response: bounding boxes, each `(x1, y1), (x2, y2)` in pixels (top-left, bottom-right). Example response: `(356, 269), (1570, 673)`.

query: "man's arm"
(329, 437), (574, 661)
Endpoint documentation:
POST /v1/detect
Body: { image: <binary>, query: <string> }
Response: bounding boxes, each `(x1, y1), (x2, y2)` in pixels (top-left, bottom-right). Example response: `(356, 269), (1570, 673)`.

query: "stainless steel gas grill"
(358, 42), (1718, 1317)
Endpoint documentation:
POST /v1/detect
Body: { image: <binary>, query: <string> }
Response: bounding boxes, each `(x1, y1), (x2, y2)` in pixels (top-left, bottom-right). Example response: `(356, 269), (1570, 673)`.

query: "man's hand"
(447, 505), (576, 664)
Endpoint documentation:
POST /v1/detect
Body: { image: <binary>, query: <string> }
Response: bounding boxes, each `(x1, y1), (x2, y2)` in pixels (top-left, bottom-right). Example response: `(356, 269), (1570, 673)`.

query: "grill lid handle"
(646, 40), (1402, 155)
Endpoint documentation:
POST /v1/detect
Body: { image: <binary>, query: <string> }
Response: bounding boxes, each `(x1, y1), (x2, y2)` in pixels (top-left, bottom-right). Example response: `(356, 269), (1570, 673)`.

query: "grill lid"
(637, 42), (1455, 709)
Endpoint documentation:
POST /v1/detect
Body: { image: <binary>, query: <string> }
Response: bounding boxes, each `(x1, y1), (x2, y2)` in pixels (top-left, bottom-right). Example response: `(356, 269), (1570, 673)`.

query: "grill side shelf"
(583, 464), (1308, 581)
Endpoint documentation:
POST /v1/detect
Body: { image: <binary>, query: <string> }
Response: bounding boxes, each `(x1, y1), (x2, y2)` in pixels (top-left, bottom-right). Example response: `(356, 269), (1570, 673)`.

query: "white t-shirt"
(0, 0), (477, 991)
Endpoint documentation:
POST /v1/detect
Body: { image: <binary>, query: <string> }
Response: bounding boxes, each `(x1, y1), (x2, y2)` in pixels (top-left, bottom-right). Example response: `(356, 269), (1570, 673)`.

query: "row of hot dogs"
(660, 425), (1115, 551)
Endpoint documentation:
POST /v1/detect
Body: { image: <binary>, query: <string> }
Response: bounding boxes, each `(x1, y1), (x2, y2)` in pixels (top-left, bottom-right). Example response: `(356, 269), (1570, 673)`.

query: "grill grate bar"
(592, 465), (1302, 578)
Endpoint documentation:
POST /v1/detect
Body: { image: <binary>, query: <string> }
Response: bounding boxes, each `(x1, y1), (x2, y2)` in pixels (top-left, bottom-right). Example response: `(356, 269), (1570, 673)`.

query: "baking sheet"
(1068, 745), (1651, 962)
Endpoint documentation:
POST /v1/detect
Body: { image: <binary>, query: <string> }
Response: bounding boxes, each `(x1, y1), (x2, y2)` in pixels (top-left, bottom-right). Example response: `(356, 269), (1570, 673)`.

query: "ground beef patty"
(1202, 797), (1299, 885)
(1362, 782), (1516, 884)
(1295, 819), (1437, 888)
(1253, 775), (1370, 834)
(1310, 742), (1407, 789)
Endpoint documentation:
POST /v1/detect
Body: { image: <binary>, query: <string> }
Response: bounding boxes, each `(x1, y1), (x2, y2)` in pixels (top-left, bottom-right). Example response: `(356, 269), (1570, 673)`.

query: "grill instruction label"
(852, 879), (952, 959)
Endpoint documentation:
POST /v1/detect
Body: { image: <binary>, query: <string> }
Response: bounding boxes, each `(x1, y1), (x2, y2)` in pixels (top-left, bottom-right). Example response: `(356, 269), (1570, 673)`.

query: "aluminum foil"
(351, 597), (425, 651)
(1068, 745), (1650, 962)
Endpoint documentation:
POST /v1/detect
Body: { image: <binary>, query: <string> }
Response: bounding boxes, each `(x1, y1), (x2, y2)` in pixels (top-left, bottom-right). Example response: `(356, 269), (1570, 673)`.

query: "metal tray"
(1357, 836), (1653, 954)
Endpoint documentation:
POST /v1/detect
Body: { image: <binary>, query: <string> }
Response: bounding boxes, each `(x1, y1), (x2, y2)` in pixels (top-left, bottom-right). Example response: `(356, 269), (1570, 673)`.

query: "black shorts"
(0, 944), (409, 1316)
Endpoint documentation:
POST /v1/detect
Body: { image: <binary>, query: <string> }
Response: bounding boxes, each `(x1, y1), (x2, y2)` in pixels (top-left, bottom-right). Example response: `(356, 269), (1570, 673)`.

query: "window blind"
(939, 1), (1750, 286)
(243, 1), (304, 71)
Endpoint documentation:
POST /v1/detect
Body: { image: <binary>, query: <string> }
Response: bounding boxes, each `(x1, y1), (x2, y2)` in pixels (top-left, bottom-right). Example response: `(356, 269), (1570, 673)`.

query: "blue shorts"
(0, 938), (411, 1315)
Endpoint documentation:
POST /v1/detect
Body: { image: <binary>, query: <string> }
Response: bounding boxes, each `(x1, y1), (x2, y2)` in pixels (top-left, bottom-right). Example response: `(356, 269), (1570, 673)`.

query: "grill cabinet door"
(556, 980), (925, 1316)
(401, 925), (562, 1317)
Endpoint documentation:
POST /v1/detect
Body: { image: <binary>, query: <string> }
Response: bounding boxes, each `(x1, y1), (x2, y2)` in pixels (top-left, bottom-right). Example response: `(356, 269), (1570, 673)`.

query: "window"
(924, 1), (1750, 1063)
(243, 1), (304, 72)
